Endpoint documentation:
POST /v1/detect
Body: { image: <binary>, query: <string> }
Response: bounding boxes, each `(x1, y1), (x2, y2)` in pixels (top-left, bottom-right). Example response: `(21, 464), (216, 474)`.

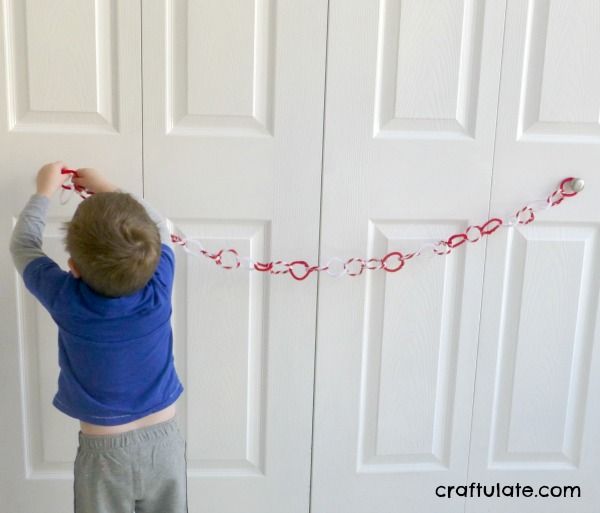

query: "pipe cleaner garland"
(60, 170), (584, 281)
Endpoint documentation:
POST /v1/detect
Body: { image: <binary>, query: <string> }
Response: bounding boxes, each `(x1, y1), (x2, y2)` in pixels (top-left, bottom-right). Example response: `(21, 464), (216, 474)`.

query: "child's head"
(63, 192), (161, 297)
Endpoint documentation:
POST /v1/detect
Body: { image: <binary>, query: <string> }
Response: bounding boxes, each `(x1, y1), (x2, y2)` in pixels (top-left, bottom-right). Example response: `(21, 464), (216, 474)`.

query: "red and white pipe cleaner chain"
(60, 170), (584, 281)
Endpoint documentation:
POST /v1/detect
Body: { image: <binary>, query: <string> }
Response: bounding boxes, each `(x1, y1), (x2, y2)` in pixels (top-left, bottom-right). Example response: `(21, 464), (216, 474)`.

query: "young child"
(9, 162), (187, 513)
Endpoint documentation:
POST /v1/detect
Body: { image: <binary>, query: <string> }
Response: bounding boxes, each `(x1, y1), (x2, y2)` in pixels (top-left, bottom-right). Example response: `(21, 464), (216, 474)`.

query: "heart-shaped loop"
(288, 260), (312, 281)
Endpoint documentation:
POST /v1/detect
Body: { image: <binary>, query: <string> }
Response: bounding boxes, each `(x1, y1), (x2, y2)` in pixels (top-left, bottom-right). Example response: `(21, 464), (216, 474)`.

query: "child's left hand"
(36, 161), (69, 198)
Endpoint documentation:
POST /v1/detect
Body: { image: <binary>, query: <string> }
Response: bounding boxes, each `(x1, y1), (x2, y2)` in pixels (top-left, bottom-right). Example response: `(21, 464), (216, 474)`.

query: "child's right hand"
(71, 168), (118, 194)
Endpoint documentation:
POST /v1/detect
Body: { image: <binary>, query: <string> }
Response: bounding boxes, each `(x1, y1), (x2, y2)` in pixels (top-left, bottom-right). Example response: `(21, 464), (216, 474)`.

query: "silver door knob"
(568, 178), (585, 193)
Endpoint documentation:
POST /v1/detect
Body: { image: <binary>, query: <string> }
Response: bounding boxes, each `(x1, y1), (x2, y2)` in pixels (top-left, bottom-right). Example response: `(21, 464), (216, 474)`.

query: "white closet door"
(0, 1), (142, 512)
(311, 1), (506, 512)
(467, 1), (600, 512)
(141, 1), (327, 512)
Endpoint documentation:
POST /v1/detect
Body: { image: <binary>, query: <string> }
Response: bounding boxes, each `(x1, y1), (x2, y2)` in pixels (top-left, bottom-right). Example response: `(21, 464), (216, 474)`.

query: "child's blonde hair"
(63, 192), (161, 297)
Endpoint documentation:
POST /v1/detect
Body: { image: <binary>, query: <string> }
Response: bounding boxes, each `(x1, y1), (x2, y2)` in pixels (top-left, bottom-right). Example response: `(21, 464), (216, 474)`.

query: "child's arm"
(10, 162), (69, 275)
(10, 163), (71, 311)
(71, 168), (173, 248)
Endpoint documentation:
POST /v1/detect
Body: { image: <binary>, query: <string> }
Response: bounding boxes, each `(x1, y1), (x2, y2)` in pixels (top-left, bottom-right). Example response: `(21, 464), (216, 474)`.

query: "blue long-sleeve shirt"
(9, 193), (184, 426)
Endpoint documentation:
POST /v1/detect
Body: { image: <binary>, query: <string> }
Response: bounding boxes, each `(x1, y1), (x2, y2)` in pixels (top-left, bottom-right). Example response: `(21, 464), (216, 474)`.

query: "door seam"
(140, 0), (145, 198)
(309, 0), (331, 511)
(463, 1), (510, 512)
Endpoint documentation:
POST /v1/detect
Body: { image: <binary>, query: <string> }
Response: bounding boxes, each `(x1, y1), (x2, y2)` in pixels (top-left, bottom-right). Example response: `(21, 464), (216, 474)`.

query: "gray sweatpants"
(74, 416), (188, 513)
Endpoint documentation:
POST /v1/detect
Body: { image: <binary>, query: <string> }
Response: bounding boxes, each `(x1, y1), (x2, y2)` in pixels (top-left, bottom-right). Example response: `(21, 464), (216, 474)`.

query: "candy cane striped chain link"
(60, 171), (583, 281)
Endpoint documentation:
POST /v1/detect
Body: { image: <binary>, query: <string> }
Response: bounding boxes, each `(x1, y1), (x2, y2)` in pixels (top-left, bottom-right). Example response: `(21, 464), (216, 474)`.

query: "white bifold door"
(0, 2), (144, 512)
(141, 1), (327, 512)
(312, 1), (600, 513)
(466, 1), (600, 512)
(1, 1), (600, 513)
(1, 0), (326, 512)
(312, 0), (504, 511)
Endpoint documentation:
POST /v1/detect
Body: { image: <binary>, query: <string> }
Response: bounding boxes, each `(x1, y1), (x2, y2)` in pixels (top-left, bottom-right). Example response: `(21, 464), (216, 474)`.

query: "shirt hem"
(52, 384), (184, 426)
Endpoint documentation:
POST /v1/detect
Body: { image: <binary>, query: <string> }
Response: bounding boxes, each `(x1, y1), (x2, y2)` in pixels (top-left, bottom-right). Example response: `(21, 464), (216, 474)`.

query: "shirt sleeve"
(154, 244), (175, 294)
(22, 257), (70, 313)
(9, 194), (70, 312)
(10, 194), (52, 275)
